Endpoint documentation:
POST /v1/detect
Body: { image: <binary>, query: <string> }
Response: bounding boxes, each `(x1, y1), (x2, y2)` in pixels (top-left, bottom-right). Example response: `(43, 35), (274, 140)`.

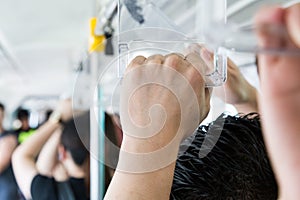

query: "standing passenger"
(0, 102), (19, 200)
(15, 109), (36, 144)
(12, 100), (90, 200)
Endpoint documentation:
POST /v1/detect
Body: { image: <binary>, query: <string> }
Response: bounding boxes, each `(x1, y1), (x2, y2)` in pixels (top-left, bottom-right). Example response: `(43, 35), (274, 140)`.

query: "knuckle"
(131, 56), (146, 66)
(126, 56), (146, 73)
(147, 54), (164, 63)
(148, 54), (163, 60)
(164, 54), (183, 67)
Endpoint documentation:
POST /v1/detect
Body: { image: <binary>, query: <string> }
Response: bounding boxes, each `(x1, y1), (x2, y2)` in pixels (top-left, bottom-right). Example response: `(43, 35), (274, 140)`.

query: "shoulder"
(0, 130), (17, 138)
(0, 131), (17, 146)
(31, 174), (57, 200)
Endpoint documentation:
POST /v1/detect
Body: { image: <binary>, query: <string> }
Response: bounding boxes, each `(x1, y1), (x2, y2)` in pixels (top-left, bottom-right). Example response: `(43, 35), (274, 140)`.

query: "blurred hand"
(55, 99), (73, 122)
(216, 57), (258, 107)
(196, 47), (258, 112)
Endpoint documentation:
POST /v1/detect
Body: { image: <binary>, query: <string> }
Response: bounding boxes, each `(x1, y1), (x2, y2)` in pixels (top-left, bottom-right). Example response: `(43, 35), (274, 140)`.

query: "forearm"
(12, 120), (60, 198)
(105, 163), (176, 199)
(105, 133), (180, 199)
(261, 94), (300, 199)
(14, 121), (60, 160)
(36, 128), (62, 176)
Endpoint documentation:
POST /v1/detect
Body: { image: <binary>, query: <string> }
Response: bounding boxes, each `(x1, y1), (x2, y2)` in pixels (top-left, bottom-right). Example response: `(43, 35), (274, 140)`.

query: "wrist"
(118, 134), (180, 173)
(49, 111), (62, 124)
(121, 122), (183, 153)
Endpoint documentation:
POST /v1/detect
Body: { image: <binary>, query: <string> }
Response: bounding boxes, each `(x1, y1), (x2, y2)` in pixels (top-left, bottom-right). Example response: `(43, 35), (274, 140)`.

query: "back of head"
(171, 113), (278, 200)
(0, 102), (5, 125)
(17, 109), (29, 121)
(61, 111), (90, 166)
(0, 102), (5, 111)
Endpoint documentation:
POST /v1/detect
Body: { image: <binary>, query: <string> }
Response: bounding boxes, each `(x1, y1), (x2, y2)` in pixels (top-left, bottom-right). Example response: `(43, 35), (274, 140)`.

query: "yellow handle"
(89, 17), (105, 53)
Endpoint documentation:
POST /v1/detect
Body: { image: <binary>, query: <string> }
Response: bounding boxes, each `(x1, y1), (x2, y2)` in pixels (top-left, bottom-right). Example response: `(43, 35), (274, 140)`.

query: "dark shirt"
(0, 131), (19, 200)
(31, 174), (88, 200)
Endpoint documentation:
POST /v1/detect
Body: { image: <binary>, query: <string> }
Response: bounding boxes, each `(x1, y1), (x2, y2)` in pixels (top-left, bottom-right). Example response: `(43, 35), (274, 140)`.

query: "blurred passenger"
(0, 102), (19, 200)
(12, 100), (90, 200)
(15, 109), (36, 144)
(14, 99), (120, 200)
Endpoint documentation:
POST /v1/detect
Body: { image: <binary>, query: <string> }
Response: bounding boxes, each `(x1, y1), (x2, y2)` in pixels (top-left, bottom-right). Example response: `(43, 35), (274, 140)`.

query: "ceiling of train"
(0, 0), (298, 111)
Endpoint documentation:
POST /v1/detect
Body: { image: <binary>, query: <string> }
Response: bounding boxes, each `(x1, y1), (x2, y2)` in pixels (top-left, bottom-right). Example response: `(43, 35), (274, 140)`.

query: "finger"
(127, 56), (146, 71)
(185, 43), (203, 55)
(185, 52), (207, 76)
(255, 6), (284, 70)
(227, 58), (237, 70)
(200, 48), (214, 74)
(227, 58), (242, 79)
(200, 48), (213, 62)
(165, 53), (185, 60)
(286, 3), (300, 47)
(145, 54), (165, 65)
(164, 53), (189, 71)
(254, 6), (285, 63)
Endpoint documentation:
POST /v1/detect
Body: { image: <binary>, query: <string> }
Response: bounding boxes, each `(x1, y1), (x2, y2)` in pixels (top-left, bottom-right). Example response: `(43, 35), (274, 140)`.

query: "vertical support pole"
(89, 16), (106, 200)
(90, 52), (106, 200)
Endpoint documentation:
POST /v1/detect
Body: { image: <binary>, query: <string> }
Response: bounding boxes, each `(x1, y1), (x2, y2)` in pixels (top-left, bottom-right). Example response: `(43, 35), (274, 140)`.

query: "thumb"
(286, 3), (300, 47)
(254, 6), (285, 50)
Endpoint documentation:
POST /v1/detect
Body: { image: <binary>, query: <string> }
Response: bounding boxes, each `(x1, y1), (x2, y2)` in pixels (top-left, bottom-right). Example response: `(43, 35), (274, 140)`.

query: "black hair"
(61, 112), (90, 166)
(105, 112), (120, 168)
(255, 55), (260, 75)
(45, 110), (53, 121)
(170, 113), (278, 200)
(17, 109), (29, 120)
(0, 102), (5, 111)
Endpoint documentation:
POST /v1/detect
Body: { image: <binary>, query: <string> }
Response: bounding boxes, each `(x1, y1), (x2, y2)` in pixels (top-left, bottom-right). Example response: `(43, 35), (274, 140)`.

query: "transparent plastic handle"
(227, 24), (300, 55)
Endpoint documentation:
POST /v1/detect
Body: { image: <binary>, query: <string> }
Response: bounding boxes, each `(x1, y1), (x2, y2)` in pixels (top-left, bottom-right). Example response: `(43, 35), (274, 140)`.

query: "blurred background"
(0, 0), (299, 199)
(0, 0), (296, 118)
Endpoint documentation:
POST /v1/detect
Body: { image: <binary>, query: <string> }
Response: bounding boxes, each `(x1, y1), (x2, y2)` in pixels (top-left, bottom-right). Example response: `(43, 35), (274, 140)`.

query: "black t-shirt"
(0, 130), (19, 200)
(31, 174), (88, 200)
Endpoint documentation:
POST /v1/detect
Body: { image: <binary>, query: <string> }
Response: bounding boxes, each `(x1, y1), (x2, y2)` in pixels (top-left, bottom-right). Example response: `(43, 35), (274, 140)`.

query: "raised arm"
(12, 99), (72, 199)
(255, 3), (300, 199)
(105, 53), (211, 199)
(36, 128), (62, 177)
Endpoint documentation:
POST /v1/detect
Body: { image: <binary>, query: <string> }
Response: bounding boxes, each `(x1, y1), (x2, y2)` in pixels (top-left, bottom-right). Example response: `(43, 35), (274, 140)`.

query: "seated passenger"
(0, 102), (19, 200)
